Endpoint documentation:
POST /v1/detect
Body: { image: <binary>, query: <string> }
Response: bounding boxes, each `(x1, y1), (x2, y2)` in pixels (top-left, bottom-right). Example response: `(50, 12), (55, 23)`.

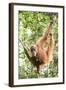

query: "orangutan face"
(31, 45), (37, 57)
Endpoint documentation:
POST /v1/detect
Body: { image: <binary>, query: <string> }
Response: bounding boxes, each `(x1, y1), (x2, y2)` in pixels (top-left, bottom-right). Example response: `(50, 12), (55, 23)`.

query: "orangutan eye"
(31, 45), (36, 51)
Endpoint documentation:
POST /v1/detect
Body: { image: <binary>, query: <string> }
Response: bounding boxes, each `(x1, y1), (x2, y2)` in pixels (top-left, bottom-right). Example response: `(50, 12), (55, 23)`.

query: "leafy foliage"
(18, 11), (58, 79)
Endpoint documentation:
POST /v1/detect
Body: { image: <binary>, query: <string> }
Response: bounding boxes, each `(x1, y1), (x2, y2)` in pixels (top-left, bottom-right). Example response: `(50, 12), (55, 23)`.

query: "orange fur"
(31, 22), (54, 72)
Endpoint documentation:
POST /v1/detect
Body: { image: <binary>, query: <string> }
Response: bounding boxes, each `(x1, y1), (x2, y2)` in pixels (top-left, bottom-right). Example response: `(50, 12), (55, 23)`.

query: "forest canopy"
(18, 11), (58, 79)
